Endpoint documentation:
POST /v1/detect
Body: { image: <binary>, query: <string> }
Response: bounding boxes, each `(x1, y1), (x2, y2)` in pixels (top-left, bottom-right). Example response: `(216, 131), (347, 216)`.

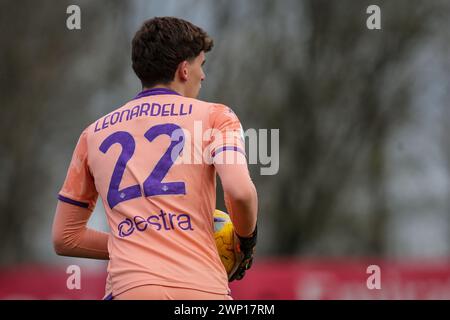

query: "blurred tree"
(0, 0), (131, 263)
(204, 0), (447, 256)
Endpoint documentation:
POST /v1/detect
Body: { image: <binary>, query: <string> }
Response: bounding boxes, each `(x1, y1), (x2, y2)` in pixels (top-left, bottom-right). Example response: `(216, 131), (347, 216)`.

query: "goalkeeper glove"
(230, 224), (257, 282)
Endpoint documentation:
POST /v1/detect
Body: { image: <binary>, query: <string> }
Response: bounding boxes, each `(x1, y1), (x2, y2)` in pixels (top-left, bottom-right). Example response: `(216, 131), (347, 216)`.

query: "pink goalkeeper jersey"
(58, 88), (245, 296)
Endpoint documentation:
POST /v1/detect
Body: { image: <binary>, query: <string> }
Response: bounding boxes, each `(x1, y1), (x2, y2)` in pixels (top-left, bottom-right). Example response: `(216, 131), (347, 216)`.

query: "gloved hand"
(230, 225), (257, 282)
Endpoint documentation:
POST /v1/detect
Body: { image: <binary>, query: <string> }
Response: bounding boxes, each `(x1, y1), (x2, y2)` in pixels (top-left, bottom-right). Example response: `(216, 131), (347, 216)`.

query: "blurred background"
(1, 0), (450, 299)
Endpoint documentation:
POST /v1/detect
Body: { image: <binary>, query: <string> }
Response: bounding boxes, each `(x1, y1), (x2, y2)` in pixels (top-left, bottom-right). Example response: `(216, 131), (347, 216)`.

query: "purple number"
(100, 124), (186, 209)
(143, 124), (186, 196)
(99, 131), (142, 208)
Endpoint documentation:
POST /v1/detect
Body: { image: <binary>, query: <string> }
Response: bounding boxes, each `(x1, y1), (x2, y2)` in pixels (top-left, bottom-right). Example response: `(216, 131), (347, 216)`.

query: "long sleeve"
(52, 200), (109, 260)
(216, 154), (258, 237)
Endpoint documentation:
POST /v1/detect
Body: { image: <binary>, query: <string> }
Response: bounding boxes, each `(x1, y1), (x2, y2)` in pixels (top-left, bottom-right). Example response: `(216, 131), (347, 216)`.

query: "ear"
(177, 61), (189, 82)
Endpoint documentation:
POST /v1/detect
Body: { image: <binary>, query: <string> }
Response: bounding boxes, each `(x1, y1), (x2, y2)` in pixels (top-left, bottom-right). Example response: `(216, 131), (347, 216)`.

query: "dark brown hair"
(132, 17), (213, 88)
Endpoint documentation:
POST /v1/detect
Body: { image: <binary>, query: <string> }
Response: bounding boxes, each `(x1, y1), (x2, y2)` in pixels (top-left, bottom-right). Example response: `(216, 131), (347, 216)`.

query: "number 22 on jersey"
(99, 123), (186, 209)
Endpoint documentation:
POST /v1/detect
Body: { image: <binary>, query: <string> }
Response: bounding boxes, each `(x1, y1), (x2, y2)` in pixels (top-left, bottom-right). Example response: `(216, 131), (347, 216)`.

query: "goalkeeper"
(52, 17), (258, 300)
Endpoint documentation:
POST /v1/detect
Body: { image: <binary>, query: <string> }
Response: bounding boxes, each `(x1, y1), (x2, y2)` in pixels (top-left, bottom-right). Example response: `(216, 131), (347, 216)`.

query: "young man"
(52, 17), (258, 300)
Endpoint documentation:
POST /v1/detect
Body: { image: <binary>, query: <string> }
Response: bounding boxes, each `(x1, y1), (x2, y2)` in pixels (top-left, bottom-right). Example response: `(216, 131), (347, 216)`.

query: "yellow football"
(213, 209), (238, 278)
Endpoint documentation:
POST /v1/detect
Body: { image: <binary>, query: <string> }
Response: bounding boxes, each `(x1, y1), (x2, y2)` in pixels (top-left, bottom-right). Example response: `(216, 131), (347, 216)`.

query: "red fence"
(1, 259), (450, 299)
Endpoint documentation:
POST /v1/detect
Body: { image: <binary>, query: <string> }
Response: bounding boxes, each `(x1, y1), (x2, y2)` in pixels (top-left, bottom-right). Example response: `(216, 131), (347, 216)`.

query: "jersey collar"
(134, 88), (181, 99)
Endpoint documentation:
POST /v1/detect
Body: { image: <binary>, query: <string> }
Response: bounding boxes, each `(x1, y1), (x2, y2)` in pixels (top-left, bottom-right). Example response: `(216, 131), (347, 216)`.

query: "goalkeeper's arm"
(215, 151), (258, 281)
(52, 201), (109, 260)
(215, 153), (257, 237)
